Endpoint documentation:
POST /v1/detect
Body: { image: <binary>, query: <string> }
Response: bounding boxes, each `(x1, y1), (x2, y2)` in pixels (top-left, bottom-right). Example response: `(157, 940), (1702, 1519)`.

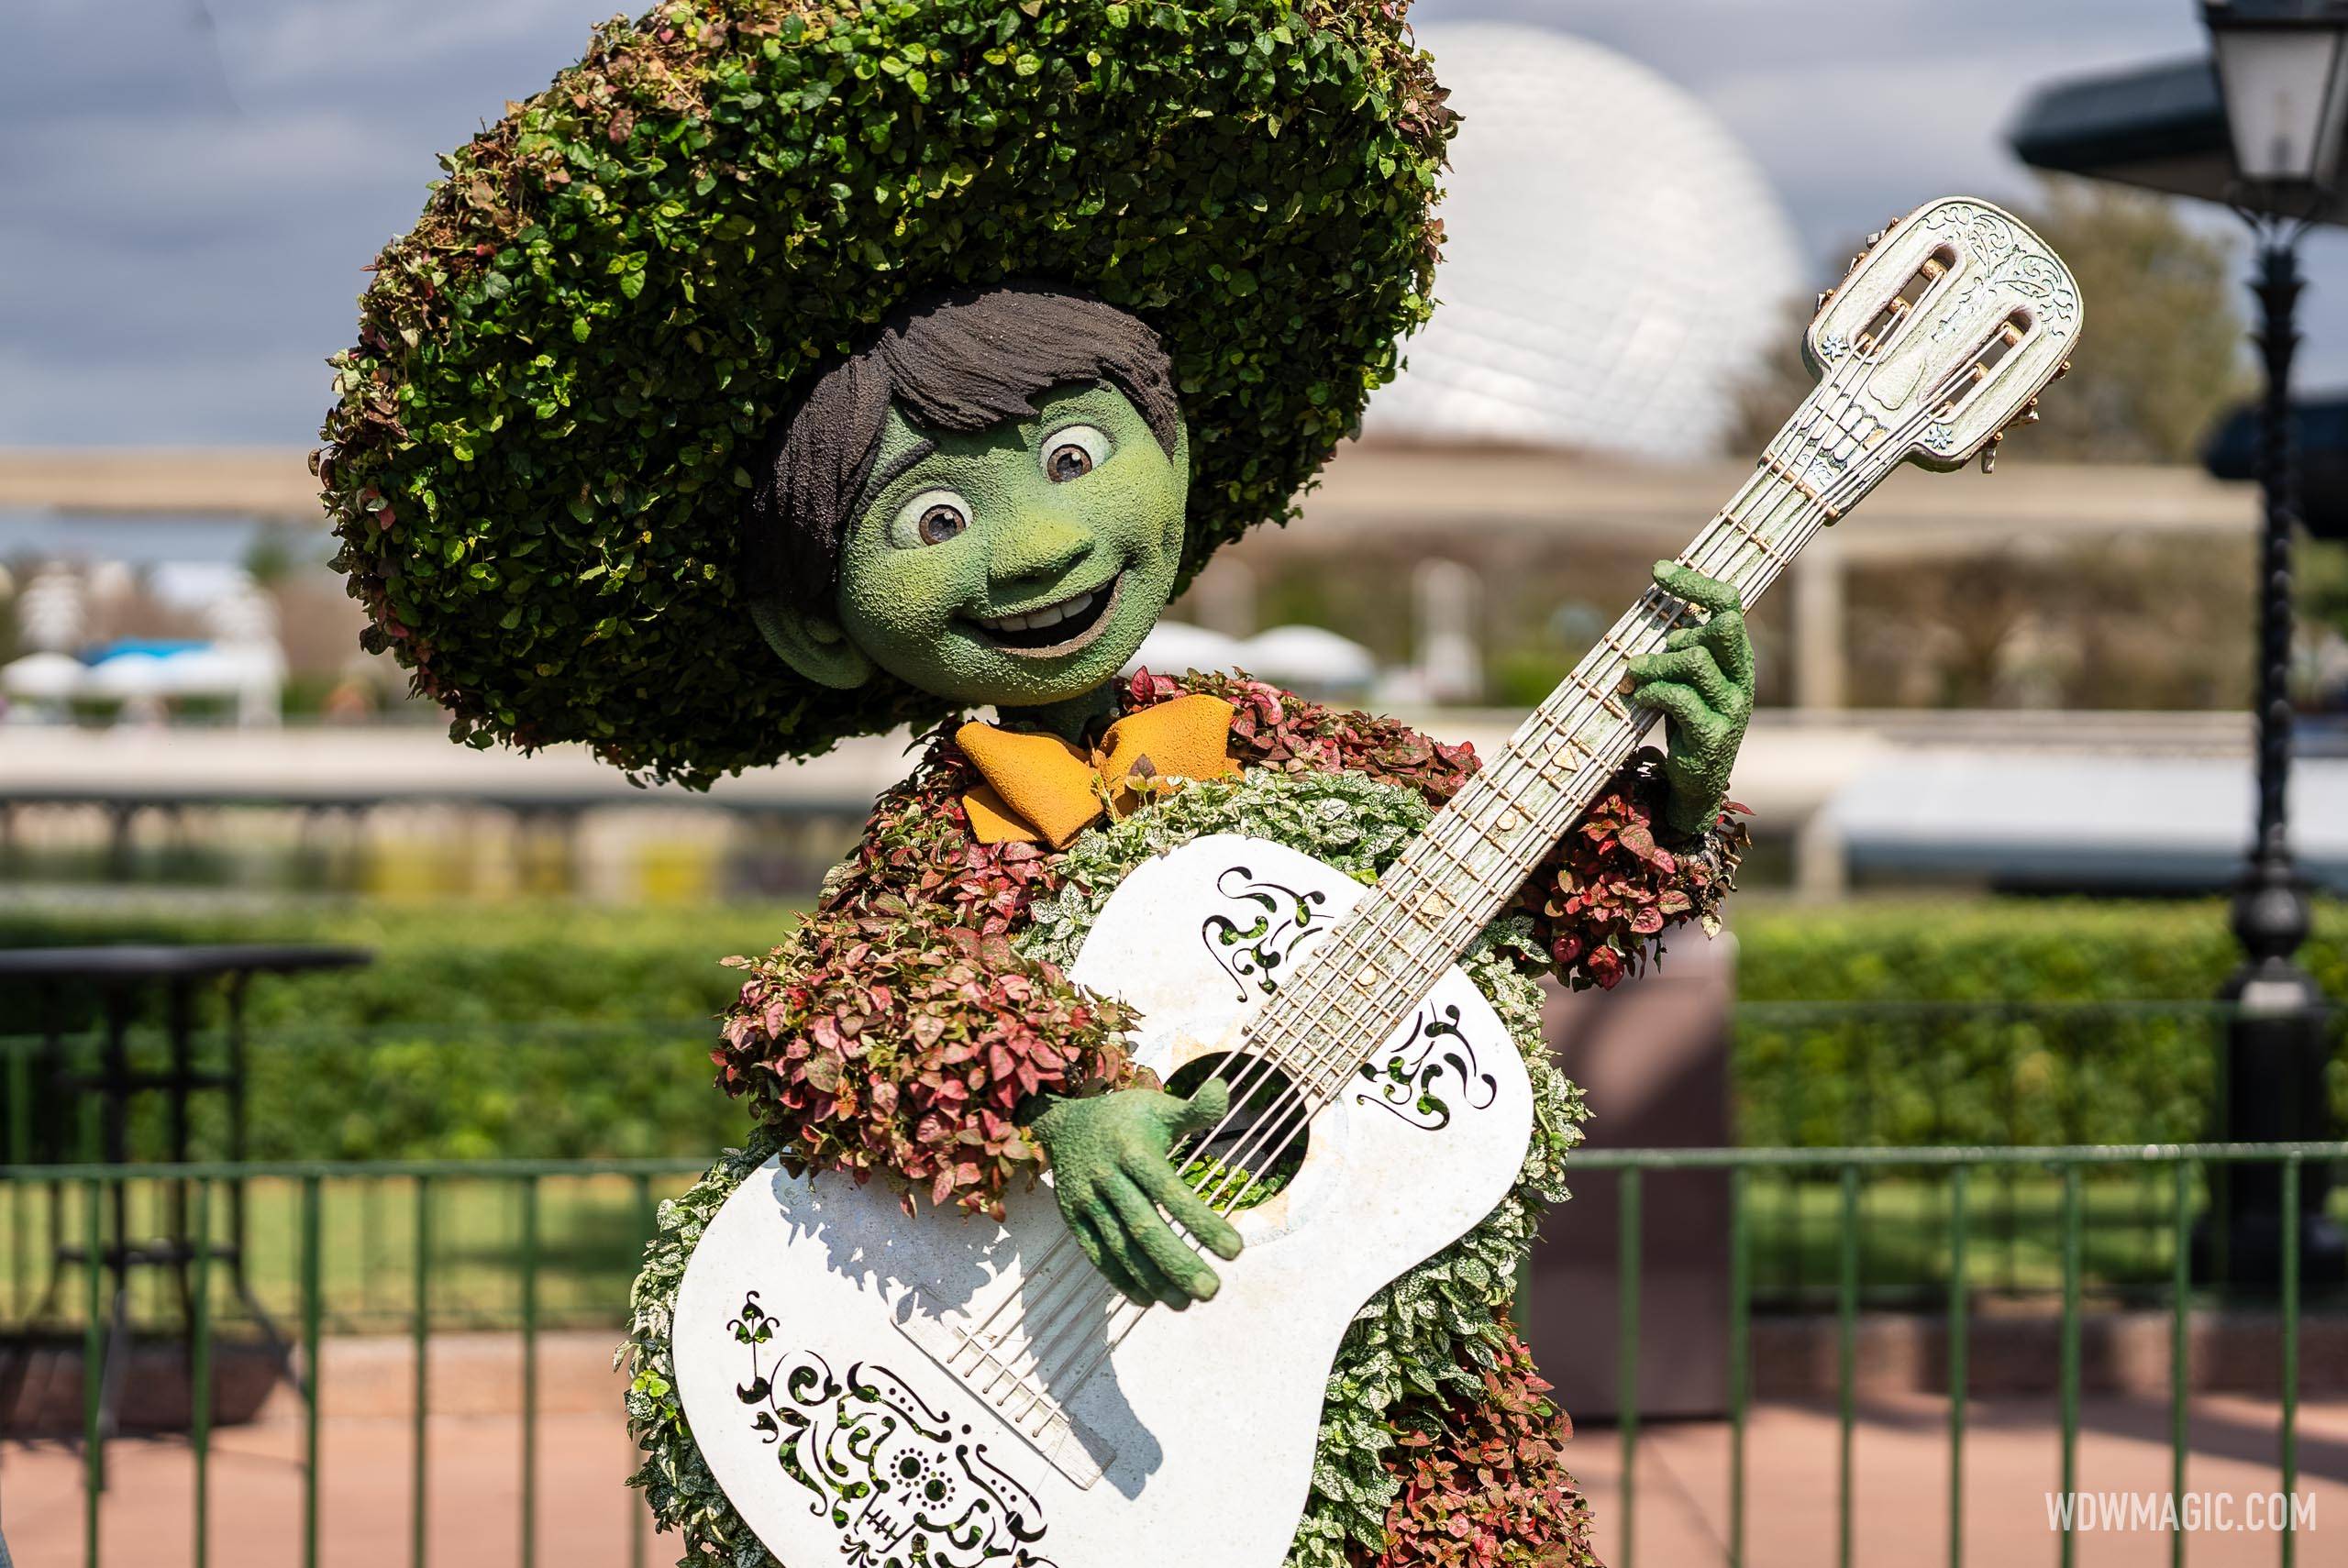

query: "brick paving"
(1, 1335), (2342, 1567)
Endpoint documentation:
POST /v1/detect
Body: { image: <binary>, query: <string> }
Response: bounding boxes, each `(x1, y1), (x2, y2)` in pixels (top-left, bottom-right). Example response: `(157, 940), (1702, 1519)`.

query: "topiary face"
(759, 383), (1187, 711)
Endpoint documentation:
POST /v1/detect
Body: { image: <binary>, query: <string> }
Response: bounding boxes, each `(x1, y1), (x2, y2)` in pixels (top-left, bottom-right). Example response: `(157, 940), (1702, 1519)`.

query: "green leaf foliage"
(317, 0), (1452, 784)
(622, 768), (1589, 1566)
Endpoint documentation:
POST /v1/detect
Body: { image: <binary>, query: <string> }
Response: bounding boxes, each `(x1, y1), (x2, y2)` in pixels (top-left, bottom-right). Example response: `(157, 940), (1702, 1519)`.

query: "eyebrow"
(858, 437), (938, 514)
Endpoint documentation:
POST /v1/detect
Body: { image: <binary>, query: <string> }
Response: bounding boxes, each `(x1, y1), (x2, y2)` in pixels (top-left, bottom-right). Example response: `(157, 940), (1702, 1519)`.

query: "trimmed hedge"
(1733, 898), (2348, 1003)
(3, 896), (2341, 1159)
(1729, 899), (2348, 1150)
(0, 901), (789, 1161)
(319, 0), (1450, 782)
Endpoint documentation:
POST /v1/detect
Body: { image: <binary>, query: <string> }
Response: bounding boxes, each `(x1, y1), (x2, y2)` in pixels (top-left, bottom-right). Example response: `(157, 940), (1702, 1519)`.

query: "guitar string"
(1170, 401), (1852, 1195)
(1020, 403), (1942, 1410)
(1189, 493), (1827, 1214)
(967, 381), (1940, 1414)
(1181, 381), (1866, 1212)
(1020, 397), (1945, 1403)
(964, 386), (1880, 1405)
(1194, 384), (1909, 1207)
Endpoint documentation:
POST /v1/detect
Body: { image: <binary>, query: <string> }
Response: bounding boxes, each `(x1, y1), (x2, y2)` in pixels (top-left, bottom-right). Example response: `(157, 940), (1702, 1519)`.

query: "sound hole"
(1166, 1053), (1311, 1212)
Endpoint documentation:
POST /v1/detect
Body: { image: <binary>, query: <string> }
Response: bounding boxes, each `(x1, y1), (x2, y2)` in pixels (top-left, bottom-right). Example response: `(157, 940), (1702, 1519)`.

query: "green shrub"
(319, 0), (1450, 783)
(3, 896), (2342, 1158)
(1733, 898), (2348, 1002)
(1731, 899), (2348, 1148)
(0, 900), (790, 1160)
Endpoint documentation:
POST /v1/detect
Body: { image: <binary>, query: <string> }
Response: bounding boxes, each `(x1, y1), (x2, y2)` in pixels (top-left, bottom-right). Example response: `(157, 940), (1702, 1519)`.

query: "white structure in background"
(1124, 621), (1379, 701)
(1371, 559), (1485, 707)
(1366, 24), (1805, 460)
(0, 564), (284, 727)
(1128, 621), (1246, 678)
(1417, 559), (1481, 702)
(15, 566), (88, 653)
(1243, 625), (1378, 693)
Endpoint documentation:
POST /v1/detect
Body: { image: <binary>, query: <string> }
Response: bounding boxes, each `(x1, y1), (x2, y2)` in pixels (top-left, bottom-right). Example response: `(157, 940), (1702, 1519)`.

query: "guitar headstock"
(1803, 196), (2081, 475)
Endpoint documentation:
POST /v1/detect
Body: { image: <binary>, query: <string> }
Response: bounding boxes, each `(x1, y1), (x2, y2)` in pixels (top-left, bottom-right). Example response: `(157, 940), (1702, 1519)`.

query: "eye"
(1040, 424), (1110, 483)
(888, 489), (971, 549)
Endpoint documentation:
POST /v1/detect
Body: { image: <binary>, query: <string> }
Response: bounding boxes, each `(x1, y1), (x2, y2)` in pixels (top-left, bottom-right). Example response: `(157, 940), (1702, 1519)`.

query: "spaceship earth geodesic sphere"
(1367, 24), (1806, 460)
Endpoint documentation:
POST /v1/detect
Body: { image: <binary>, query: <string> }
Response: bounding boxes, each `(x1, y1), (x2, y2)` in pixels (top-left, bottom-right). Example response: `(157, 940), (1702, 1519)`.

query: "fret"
(1556, 725), (1597, 759)
(1412, 827), (1480, 886)
(1716, 503), (1794, 575)
(1560, 670), (1630, 722)
(1423, 817), (1515, 895)
(1593, 627), (1653, 673)
(1488, 746), (1561, 796)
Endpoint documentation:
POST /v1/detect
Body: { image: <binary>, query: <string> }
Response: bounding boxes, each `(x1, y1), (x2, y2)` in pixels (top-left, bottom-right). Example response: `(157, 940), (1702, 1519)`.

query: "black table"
(0, 944), (371, 1446)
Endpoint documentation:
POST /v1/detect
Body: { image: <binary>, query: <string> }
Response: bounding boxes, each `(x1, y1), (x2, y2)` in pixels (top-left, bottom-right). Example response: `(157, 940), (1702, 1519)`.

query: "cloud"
(0, 0), (619, 446)
(6, 0), (2342, 442)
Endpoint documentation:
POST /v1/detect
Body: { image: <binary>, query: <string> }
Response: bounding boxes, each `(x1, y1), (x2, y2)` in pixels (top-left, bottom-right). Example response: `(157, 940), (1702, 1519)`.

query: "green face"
(826, 382), (1188, 711)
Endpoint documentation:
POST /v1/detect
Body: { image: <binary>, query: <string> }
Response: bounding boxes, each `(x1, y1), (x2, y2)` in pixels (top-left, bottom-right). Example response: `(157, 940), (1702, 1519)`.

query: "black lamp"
(2206, 0), (2348, 197)
(2012, 6), (2348, 1286)
(2201, 0), (2348, 1287)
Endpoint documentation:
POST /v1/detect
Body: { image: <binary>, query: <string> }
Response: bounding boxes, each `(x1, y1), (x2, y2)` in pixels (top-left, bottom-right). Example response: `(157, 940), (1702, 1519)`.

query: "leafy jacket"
(715, 668), (1743, 1220)
(708, 668), (1743, 1566)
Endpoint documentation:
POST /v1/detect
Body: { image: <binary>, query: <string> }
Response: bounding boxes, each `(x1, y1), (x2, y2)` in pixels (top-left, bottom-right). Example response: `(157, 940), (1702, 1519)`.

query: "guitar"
(670, 195), (2080, 1568)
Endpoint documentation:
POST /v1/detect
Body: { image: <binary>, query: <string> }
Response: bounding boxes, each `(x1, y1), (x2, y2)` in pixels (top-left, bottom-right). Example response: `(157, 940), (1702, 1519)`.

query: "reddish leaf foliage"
(1128, 668), (1482, 797)
(1360, 1321), (1601, 1568)
(1518, 750), (1747, 991)
(715, 672), (1744, 1213)
(715, 909), (1136, 1219)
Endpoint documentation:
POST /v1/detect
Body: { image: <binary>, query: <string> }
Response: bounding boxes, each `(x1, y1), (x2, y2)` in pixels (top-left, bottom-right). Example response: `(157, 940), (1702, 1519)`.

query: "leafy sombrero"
(317, 0), (1453, 784)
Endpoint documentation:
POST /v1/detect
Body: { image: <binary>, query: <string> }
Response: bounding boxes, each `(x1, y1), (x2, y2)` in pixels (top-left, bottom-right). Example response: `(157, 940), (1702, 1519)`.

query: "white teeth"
(983, 590), (1093, 635)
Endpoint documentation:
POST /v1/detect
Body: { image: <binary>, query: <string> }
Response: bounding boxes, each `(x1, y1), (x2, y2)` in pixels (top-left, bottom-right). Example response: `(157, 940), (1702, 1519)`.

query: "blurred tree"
(1728, 179), (2251, 462)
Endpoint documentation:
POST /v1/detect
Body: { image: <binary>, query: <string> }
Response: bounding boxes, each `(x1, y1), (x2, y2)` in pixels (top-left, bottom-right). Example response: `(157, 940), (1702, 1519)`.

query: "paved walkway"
(3, 1372), (2341, 1566)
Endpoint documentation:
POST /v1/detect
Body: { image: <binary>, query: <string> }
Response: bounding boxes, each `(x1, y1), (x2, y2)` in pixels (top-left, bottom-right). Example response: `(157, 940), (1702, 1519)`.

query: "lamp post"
(2200, 0), (2348, 1286)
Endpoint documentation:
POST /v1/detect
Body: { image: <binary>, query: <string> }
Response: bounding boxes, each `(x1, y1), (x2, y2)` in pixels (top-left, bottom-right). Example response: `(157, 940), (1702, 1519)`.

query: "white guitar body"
(673, 834), (1535, 1568)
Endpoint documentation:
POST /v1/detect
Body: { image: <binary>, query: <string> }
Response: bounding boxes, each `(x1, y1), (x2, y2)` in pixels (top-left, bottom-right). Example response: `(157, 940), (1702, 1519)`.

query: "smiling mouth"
(967, 575), (1123, 657)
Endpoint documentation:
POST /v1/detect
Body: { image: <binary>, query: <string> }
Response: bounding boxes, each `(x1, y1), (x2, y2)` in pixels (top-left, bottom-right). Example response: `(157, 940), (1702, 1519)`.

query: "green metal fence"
(1, 1143), (2338, 1568)
(1585, 1142), (2339, 1568)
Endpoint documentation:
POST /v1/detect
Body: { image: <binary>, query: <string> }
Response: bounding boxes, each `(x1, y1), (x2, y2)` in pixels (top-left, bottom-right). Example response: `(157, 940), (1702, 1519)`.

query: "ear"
(749, 598), (876, 690)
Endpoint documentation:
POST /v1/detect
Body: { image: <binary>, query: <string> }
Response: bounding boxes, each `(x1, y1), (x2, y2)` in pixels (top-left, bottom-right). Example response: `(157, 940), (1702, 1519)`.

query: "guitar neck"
(1246, 390), (1901, 1105)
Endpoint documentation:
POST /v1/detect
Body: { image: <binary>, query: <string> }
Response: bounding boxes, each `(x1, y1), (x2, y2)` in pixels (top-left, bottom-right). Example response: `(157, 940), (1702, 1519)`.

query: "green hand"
(1027, 1083), (1246, 1309)
(1625, 561), (1754, 841)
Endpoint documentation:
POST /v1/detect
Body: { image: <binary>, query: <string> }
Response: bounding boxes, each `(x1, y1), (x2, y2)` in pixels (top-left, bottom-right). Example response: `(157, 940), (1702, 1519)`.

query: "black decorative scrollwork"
(1201, 866), (1330, 1001)
(1352, 1003), (1499, 1132)
(732, 1292), (1056, 1567)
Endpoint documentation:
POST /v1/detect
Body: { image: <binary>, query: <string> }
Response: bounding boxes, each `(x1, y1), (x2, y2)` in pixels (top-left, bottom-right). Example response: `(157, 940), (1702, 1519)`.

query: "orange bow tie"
(957, 693), (1240, 848)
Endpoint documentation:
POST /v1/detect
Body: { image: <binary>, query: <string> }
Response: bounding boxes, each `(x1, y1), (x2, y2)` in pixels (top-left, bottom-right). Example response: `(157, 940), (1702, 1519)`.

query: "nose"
(988, 513), (1092, 586)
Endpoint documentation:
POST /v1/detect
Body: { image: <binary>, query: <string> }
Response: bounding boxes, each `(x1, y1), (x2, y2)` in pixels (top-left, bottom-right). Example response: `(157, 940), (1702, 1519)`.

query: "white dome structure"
(1367, 25), (1806, 460)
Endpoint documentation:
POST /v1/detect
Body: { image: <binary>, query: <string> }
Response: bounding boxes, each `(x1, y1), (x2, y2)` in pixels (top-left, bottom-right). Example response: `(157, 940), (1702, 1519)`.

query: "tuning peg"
(1866, 230), (1885, 247)
(1979, 431), (2003, 475)
(1815, 288), (1836, 311)
(2052, 359), (2072, 381)
(2018, 397), (2041, 425)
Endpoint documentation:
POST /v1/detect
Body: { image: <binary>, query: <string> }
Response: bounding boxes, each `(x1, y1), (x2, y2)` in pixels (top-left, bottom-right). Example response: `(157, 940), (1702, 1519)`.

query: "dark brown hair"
(743, 285), (1181, 611)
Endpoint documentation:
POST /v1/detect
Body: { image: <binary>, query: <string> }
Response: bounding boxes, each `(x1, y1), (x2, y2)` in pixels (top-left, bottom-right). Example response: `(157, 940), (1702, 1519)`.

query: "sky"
(3, 0), (2342, 447)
